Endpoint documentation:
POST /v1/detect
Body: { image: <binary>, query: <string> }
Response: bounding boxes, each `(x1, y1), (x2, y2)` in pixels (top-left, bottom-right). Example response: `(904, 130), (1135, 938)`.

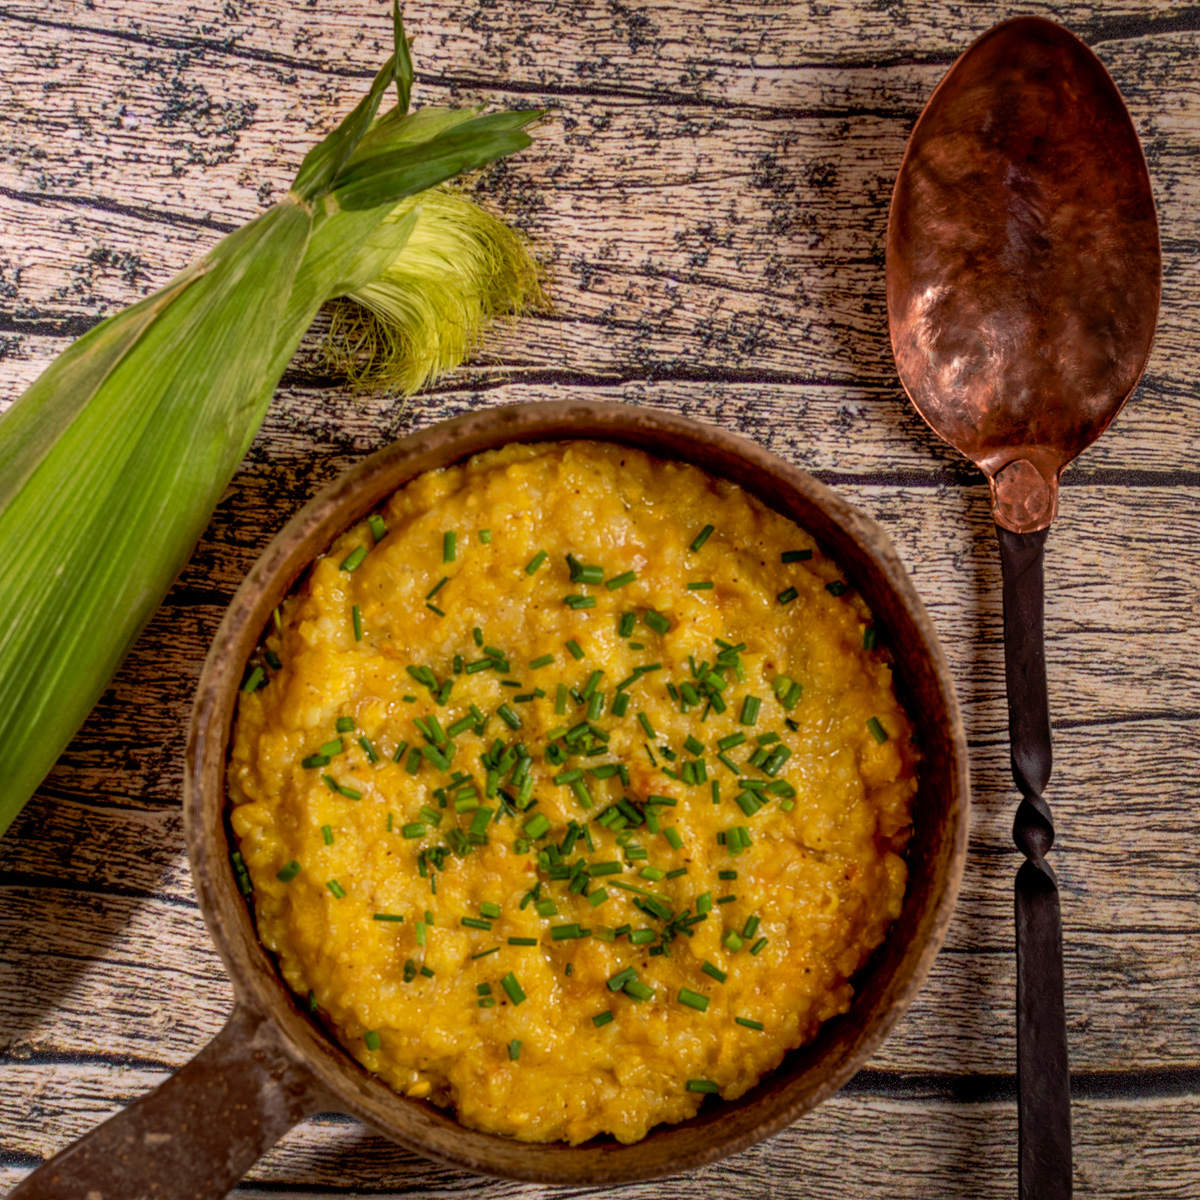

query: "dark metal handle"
(998, 525), (1072, 1200)
(10, 1004), (332, 1200)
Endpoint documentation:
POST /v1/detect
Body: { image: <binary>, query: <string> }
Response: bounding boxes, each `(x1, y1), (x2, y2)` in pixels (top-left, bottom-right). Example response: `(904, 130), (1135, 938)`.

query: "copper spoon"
(886, 16), (1160, 1198)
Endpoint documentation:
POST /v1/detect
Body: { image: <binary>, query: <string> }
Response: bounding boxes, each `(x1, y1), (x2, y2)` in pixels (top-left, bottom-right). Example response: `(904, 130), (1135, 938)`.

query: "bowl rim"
(184, 399), (970, 1184)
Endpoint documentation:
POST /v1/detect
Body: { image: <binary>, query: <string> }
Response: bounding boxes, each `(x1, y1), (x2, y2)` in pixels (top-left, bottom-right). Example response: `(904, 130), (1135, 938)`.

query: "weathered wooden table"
(2, 1), (1197, 1195)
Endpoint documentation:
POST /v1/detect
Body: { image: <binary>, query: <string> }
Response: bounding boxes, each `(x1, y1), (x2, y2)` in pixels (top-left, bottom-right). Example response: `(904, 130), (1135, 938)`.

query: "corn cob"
(0, 8), (540, 835)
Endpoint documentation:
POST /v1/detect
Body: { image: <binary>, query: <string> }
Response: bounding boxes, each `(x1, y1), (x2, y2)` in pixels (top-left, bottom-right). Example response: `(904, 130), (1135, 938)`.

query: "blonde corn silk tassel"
(323, 186), (548, 394)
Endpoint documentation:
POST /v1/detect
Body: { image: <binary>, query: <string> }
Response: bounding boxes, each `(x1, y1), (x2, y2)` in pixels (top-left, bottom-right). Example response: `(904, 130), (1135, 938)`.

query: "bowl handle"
(9, 1003), (334, 1198)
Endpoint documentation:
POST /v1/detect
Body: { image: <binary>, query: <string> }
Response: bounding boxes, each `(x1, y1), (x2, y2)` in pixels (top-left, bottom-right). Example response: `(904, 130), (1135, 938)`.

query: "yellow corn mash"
(228, 441), (917, 1144)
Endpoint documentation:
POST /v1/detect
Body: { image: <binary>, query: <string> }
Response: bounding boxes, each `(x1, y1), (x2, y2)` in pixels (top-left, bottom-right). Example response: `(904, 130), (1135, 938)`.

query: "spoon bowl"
(887, 16), (1161, 532)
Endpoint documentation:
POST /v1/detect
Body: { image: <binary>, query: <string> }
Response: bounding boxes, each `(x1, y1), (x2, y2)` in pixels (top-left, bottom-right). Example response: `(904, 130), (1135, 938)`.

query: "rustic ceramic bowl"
(13, 402), (969, 1200)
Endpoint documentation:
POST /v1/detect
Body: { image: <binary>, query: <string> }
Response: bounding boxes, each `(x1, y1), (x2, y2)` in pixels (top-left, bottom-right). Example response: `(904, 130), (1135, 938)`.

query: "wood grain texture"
(2, 0), (1199, 1194)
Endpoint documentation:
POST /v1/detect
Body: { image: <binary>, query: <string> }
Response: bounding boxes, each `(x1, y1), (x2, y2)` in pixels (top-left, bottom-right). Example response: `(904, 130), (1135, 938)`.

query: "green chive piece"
(826, 580), (847, 596)
(782, 549), (812, 563)
(326, 880), (346, 899)
(867, 716), (888, 744)
(301, 754), (330, 770)
(340, 544), (368, 572)
(637, 712), (656, 738)
(777, 587), (798, 605)
(443, 531), (457, 563)
(471, 946), (501, 960)
(736, 1016), (766, 1031)
(739, 696), (760, 726)
(750, 936), (769, 955)
(687, 1079), (719, 1093)
(242, 665), (265, 693)
(566, 639), (584, 661)
(663, 827), (683, 850)
(479, 529), (492, 544)
(723, 930), (744, 953)
(426, 603), (445, 617)
(612, 693), (630, 718)
(717, 732), (746, 752)
(373, 912), (404, 922)
(529, 653), (555, 670)
(742, 915), (761, 938)
(643, 610), (671, 635)
(701, 961), (727, 983)
(321, 824), (334, 845)
(319, 739), (344, 756)
(336, 716), (356, 733)
(500, 972), (526, 1006)
(605, 570), (636, 591)
(689, 525), (715, 553)
(480, 901), (501, 919)
(364, 1030), (381, 1051)
(687, 581), (714, 591)
(623, 979), (654, 1002)
(508, 1039), (522, 1061)
(678, 988), (710, 1012)
(276, 860), (301, 883)
(617, 611), (636, 637)
(358, 735), (378, 763)
(497, 704), (521, 731)
(426, 576), (449, 600)
(402, 822), (427, 839)
(526, 550), (548, 575)
(461, 916), (493, 931)
(507, 936), (538, 946)
(564, 594), (596, 609)
(863, 626), (878, 650)
(524, 813), (551, 839)
(368, 515), (387, 543)
(593, 1010), (615, 1027)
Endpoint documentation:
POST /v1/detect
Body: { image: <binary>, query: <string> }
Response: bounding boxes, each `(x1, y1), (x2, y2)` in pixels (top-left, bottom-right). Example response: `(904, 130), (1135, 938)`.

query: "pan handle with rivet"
(9, 1003), (332, 1200)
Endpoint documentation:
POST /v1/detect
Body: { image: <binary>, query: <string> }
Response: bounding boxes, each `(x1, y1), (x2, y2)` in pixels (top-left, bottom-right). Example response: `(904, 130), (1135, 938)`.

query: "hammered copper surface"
(886, 16), (1161, 532)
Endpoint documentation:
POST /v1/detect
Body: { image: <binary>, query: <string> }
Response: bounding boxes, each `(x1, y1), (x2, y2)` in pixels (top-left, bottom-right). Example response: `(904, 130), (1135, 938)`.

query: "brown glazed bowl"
(13, 402), (969, 1200)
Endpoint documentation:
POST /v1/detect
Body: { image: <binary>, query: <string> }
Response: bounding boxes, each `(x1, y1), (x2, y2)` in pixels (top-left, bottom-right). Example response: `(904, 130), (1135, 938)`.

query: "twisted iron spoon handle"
(998, 526), (1072, 1199)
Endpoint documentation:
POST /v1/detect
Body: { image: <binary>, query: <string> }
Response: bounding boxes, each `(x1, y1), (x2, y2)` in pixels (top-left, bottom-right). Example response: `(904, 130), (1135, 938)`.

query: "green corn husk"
(0, 7), (541, 837)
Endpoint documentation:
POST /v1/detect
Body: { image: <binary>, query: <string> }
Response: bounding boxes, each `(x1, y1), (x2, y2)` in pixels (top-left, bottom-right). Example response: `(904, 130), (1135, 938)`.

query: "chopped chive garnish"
(723, 930), (744, 952)
(605, 570), (636, 590)
(497, 704), (522, 730)
(523, 813), (551, 839)
(402, 822), (426, 839)
(480, 901), (501, 919)
(364, 1030), (381, 1051)
(612, 693), (630, 717)
(750, 936), (768, 955)
(368, 514), (387, 543)
(340, 544), (368, 572)
(479, 529), (492, 544)
(358, 735), (378, 763)
(473, 627), (484, 646)
(643, 610), (671, 635)
(777, 587), (798, 605)
(426, 576), (449, 600)
(276, 860), (301, 883)
(326, 880), (346, 898)
(687, 1079), (720, 1095)
(471, 946), (501, 960)
(617, 612), (636, 637)
(500, 972), (526, 1006)
(717, 732), (746, 751)
(740, 696), (760, 726)
(373, 912), (404, 922)
(593, 1010), (615, 1027)
(742, 915), (761, 938)
(508, 936), (538, 946)
(508, 1039), (522, 1061)
(701, 961), (727, 983)
(735, 1016), (765, 1031)
(529, 654), (555, 669)
(336, 716), (356, 733)
(426, 603), (445, 617)
(564, 594), (596, 609)
(264, 649), (282, 671)
(826, 580), (847, 596)
(321, 824), (334, 845)
(637, 712), (656, 738)
(301, 754), (330, 770)
(526, 550), (548, 574)
(566, 639), (584, 661)
(242, 666), (265, 692)
(781, 549), (812, 562)
(461, 916), (493, 931)
(624, 979), (654, 1002)
(663, 827), (683, 850)
(687, 581), (714, 591)
(689, 525), (715, 553)
(320, 739), (344, 757)
(867, 716), (889, 744)
(678, 988), (709, 1012)
(443, 531), (457, 562)
(863, 626), (878, 650)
